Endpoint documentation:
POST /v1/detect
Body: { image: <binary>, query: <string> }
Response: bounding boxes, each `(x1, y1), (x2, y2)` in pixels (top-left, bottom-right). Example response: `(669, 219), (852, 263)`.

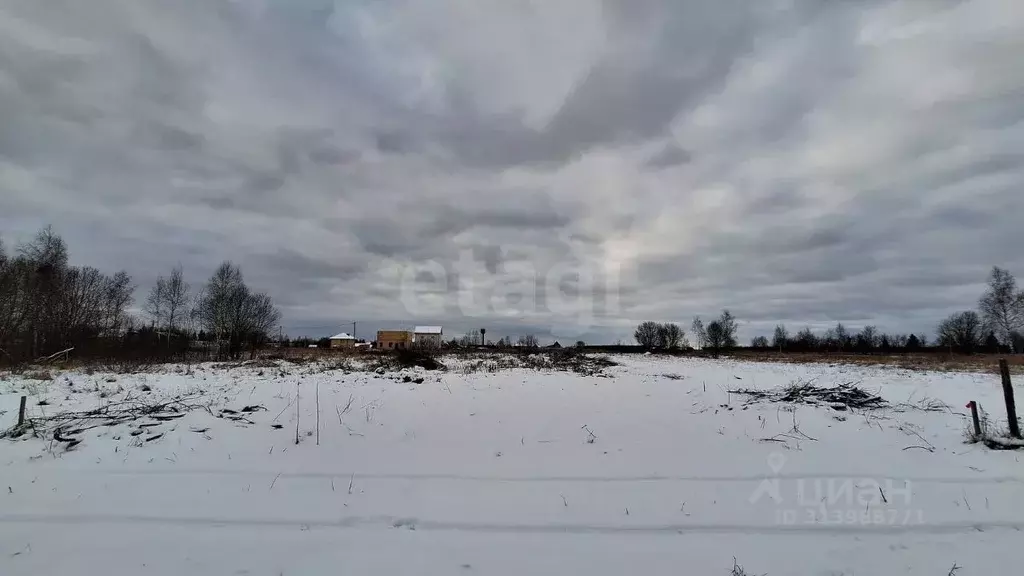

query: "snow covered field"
(2, 354), (1022, 575)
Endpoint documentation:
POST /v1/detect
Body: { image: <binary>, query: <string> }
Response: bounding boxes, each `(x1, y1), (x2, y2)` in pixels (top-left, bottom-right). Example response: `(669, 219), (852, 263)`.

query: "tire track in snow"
(58, 469), (1024, 485)
(2, 513), (1023, 536)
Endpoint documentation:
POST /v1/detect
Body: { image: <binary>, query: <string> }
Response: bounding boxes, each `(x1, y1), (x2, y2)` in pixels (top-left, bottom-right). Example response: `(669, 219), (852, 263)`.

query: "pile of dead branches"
(1, 393), (208, 445)
(542, 349), (618, 376)
(369, 350), (447, 373)
(731, 380), (887, 411)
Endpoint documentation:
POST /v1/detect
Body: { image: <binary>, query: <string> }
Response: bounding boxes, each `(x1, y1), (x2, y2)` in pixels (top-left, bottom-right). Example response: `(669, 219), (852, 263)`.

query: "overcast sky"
(2, 0), (1023, 344)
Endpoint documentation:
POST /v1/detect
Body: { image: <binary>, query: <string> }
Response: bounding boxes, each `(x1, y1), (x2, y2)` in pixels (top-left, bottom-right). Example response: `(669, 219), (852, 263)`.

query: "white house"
(414, 326), (443, 349)
(329, 332), (356, 349)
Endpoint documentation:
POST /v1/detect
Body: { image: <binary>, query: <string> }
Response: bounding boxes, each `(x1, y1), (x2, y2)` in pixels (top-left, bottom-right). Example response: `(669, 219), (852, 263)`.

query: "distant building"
(414, 326), (443, 349)
(329, 332), (356, 349)
(377, 330), (412, 350)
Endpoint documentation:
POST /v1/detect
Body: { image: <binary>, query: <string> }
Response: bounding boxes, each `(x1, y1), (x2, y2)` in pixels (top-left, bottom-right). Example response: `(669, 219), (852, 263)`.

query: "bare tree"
(937, 311), (983, 355)
(163, 266), (190, 337)
(794, 327), (818, 351)
(716, 310), (738, 348)
(905, 333), (922, 351)
(103, 271), (135, 336)
(517, 334), (539, 348)
(833, 322), (850, 351)
(458, 330), (481, 347)
(704, 321), (727, 357)
(691, 316), (706, 349)
(772, 324), (788, 351)
(855, 325), (879, 352)
(0, 227), (135, 362)
(662, 323), (686, 349)
(751, 335), (770, 348)
(197, 262), (280, 359)
(979, 266), (1024, 352)
(144, 278), (165, 330)
(1012, 331), (1024, 353)
(634, 321), (660, 348)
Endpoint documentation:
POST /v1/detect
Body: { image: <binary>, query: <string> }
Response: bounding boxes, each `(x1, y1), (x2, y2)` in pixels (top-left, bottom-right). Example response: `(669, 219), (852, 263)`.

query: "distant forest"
(636, 267), (1024, 356)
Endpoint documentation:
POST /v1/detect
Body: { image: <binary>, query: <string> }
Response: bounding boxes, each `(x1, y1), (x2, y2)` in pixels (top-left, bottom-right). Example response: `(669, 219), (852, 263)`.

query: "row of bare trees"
(0, 228), (134, 363)
(753, 267), (1024, 355)
(0, 227), (280, 365)
(755, 322), (929, 354)
(634, 321), (687, 350)
(634, 311), (738, 356)
(448, 331), (540, 348)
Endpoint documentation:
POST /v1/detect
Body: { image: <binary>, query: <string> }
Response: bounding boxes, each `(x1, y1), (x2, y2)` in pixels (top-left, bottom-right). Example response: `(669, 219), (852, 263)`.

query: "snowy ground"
(2, 354), (1022, 575)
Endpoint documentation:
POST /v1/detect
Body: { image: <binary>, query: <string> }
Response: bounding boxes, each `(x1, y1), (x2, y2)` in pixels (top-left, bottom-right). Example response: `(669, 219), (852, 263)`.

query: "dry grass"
(730, 350), (1024, 375)
(22, 370), (53, 381)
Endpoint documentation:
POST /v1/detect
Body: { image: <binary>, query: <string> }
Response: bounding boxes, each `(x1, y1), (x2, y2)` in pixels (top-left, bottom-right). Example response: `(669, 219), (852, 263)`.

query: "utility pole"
(352, 321), (357, 340)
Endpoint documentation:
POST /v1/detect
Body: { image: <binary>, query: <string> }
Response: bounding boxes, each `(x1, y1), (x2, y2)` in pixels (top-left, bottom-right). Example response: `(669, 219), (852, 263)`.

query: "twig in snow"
(337, 395), (355, 423)
(898, 423), (935, 450)
(731, 557), (763, 576)
(948, 563), (961, 576)
(962, 489), (971, 511)
(560, 494), (568, 507)
(272, 396), (294, 423)
(348, 473), (355, 495)
(581, 424), (597, 444)
(878, 486), (888, 504)
(269, 473), (281, 490)
(902, 445), (935, 452)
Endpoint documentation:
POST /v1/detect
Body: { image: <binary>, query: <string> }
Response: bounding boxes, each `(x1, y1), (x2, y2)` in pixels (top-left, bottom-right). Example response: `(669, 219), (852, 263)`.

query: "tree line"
(634, 310), (739, 356)
(0, 226), (281, 365)
(635, 267), (1024, 357)
(761, 267), (1024, 355)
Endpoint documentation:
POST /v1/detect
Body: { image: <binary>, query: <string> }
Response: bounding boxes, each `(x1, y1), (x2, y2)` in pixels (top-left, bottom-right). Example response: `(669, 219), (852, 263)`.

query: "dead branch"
(35, 347), (75, 364)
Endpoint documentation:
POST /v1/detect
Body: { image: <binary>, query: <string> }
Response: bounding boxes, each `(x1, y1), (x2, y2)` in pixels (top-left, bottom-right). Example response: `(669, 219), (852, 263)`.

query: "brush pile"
(731, 380), (887, 411)
(2, 393), (208, 446)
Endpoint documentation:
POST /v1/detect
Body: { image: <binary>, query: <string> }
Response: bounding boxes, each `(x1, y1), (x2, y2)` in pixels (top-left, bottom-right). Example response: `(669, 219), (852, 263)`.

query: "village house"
(328, 332), (356, 349)
(376, 329), (412, 350)
(414, 326), (443, 349)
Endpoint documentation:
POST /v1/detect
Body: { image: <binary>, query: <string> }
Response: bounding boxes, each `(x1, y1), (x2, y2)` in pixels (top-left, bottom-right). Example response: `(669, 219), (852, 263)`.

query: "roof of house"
(329, 332), (355, 340)
(414, 326), (443, 334)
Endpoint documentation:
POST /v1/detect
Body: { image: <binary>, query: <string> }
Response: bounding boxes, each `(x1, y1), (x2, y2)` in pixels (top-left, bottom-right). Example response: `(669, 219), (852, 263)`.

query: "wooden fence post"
(17, 395), (27, 427)
(966, 401), (982, 438)
(998, 359), (1020, 438)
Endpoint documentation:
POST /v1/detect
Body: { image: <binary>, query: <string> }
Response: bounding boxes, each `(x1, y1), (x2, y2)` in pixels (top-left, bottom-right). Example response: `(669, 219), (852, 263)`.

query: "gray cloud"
(2, 0), (1023, 343)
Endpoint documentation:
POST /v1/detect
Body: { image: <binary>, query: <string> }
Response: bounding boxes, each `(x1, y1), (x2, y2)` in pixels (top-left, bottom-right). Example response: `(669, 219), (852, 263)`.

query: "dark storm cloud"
(646, 143), (692, 169)
(2, 0), (1023, 343)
